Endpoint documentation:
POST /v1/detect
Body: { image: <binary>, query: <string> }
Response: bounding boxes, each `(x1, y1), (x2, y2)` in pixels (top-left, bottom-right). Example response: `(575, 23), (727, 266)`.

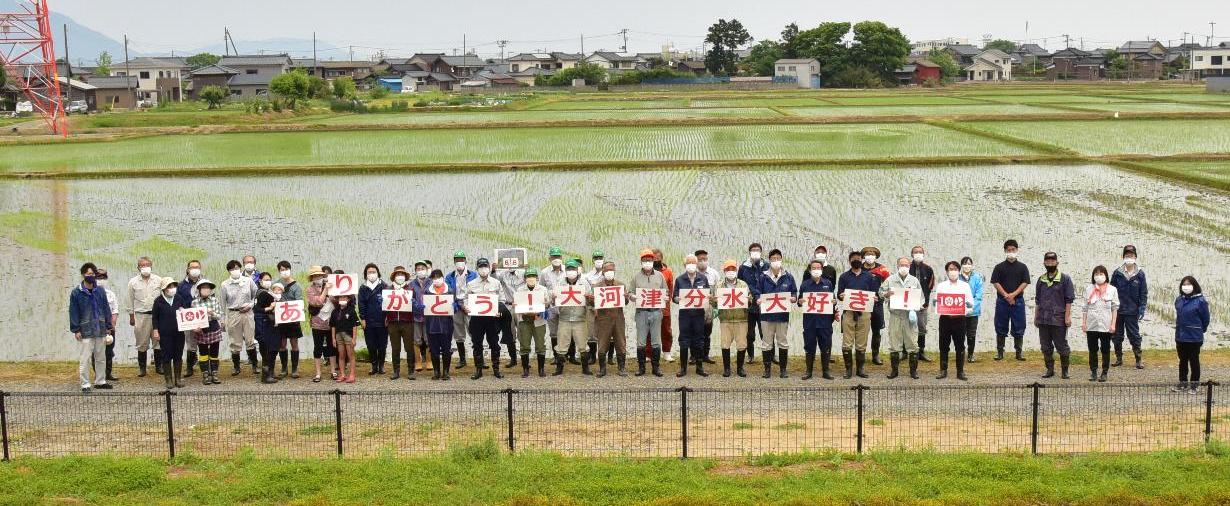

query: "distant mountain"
(0, 0), (128, 66)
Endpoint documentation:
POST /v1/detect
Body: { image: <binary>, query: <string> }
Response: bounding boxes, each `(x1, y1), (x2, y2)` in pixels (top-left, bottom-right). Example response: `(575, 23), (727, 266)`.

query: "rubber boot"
(247, 348), (259, 373)
(521, 354), (531, 378)
(1060, 354), (1070, 379)
(820, 351), (833, 380)
(955, 351), (967, 381)
(651, 348), (663, 377)
(886, 352), (900, 379)
(567, 341), (580, 365)
(995, 335), (1006, 361)
(736, 350), (747, 377)
(261, 365), (277, 384)
(471, 356), (484, 380)
(1112, 349), (1123, 367)
(635, 350), (647, 377)
(1014, 337), (1026, 361)
(552, 356), (565, 376)
(1133, 348), (1143, 369)
(776, 349), (788, 378)
(231, 352), (242, 376)
(184, 351), (196, 378)
(908, 352), (919, 379)
(617, 356), (627, 377)
(211, 359), (221, 384)
(871, 332), (882, 365)
(456, 345), (467, 369)
(390, 359), (401, 380)
(162, 362), (174, 389)
(936, 351), (949, 379)
(581, 351), (593, 376)
(138, 351), (148, 377)
(721, 349), (732, 378)
(761, 350), (773, 379)
(278, 350), (289, 378)
(1041, 355), (1055, 378)
(154, 349), (165, 375)
(842, 350), (854, 379)
(442, 354), (452, 380)
(368, 348), (380, 376)
(431, 355), (442, 380)
(537, 354), (546, 377)
(855, 352), (869, 378)
(506, 342), (518, 368)
(291, 351), (300, 379)
(676, 348), (689, 378)
(597, 354), (608, 378)
(802, 353), (814, 380)
(1089, 351), (1100, 381)
(696, 350), (709, 377)
(1099, 360), (1108, 382)
(417, 344), (428, 372)
(491, 350), (503, 379)
(173, 359), (184, 388)
(202, 356), (212, 385)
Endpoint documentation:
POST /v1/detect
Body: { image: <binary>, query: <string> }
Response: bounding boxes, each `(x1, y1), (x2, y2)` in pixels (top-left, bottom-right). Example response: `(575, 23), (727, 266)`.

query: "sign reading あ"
(274, 301), (306, 325)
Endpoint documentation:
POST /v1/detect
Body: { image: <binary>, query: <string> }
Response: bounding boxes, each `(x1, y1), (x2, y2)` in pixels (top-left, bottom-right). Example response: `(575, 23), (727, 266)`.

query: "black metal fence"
(0, 382), (1222, 460)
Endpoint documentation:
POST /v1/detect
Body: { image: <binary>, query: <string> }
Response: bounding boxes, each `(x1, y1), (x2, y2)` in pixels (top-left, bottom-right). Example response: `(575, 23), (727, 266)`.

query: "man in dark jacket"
(675, 254), (713, 377)
(909, 245), (936, 362)
(991, 239), (1030, 361)
(69, 263), (114, 393)
(175, 260), (203, 378)
(738, 243), (768, 365)
(1110, 245), (1148, 369)
(1034, 252), (1074, 379)
(357, 263), (389, 376)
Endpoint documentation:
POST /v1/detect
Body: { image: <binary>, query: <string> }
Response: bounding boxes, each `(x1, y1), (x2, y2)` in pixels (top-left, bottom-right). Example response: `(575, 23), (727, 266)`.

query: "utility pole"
(349, 45), (354, 61)
(497, 40), (508, 60)
(312, 32), (317, 69)
(1079, 37), (1084, 50)
(123, 34), (132, 100)
(580, 33), (584, 57)
(1211, 22), (1217, 47)
(1063, 34), (1070, 49)
(620, 28), (629, 52)
(62, 23), (70, 78)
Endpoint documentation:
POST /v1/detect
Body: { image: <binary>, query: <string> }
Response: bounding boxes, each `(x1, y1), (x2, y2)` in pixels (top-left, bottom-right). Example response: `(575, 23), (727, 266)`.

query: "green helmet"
(453, 250), (466, 259)
(592, 249), (605, 259)
(564, 259), (580, 269)
(524, 269), (539, 278)
(548, 246), (563, 257)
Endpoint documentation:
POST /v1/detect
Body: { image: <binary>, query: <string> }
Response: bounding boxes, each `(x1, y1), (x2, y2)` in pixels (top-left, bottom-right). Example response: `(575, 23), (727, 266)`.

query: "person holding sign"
(385, 266), (417, 381)
(68, 263), (114, 392)
(593, 261), (629, 377)
(1035, 252), (1075, 380)
(425, 270), (455, 380)
(674, 255), (713, 377)
(862, 247), (890, 366)
(628, 249), (667, 377)
(798, 260), (836, 380)
(191, 279), (224, 386)
(909, 246), (937, 363)
(879, 257), (922, 380)
(552, 259), (593, 376)
(754, 249), (797, 379)
(837, 250), (878, 379)
(461, 258), (506, 380)
(513, 269), (551, 378)
(934, 261), (974, 380)
(276, 261), (304, 380)
(151, 277), (185, 389)
(254, 273), (280, 384)
(307, 266), (338, 383)
(330, 288), (360, 384)
(713, 260), (750, 378)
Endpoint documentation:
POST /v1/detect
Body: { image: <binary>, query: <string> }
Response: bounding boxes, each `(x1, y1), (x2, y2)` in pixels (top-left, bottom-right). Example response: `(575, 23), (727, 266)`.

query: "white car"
(65, 100), (88, 114)
(15, 101), (34, 114)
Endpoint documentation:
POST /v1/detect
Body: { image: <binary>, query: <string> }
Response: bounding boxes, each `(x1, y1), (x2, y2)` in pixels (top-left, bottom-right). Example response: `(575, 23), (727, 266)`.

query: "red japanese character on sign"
(759, 292), (789, 314)
(469, 293), (497, 317)
(843, 289), (874, 313)
(275, 301), (305, 324)
(889, 288), (923, 311)
(425, 294), (454, 316)
(680, 288), (708, 309)
(802, 292), (834, 315)
(329, 273), (357, 296)
(555, 285), (585, 307)
(636, 288), (667, 309)
(175, 307), (209, 332)
(595, 285), (625, 309)
(716, 287), (748, 309)
(382, 290), (412, 312)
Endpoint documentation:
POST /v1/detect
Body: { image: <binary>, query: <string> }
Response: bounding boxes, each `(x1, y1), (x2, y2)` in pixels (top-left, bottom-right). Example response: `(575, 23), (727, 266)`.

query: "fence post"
(679, 387), (689, 459)
(1, 391), (9, 462)
(854, 384), (866, 454)
(1206, 381), (1218, 444)
(162, 390), (176, 459)
(333, 390), (344, 458)
(1030, 382), (1042, 455)
(504, 389), (516, 452)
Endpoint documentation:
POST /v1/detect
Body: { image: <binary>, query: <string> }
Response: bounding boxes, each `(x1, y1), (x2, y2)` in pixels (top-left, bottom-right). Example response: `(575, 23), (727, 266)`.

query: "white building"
(1192, 47), (1230, 77)
(774, 58), (821, 88)
(111, 56), (186, 103)
(911, 37), (971, 55)
(964, 49), (1013, 81)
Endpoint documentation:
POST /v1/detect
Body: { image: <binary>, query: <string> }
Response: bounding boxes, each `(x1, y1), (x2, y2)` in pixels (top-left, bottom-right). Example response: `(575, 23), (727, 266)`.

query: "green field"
(531, 99), (691, 110)
(312, 107), (782, 125)
(974, 94), (1139, 104)
(963, 118), (1230, 156)
(784, 103), (1058, 117)
(1067, 102), (1230, 113)
(2, 445), (1229, 505)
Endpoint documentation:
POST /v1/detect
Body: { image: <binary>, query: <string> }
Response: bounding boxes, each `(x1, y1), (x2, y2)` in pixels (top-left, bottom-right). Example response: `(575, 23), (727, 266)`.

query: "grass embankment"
(2, 442), (1229, 505)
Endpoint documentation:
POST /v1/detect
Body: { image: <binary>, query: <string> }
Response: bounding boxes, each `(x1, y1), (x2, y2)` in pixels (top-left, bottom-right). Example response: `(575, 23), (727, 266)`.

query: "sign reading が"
(381, 290), (413, 313)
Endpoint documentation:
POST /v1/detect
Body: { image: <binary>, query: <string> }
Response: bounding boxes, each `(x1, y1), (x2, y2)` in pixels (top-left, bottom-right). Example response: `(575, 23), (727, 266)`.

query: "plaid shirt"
(192, 295), (222, 322)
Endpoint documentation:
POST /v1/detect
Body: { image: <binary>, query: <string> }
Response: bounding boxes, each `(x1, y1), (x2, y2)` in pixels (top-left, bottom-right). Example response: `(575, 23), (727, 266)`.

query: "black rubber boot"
(908, 352), (919, 379)
(1014, 337), (1026, 361)
(736, 350), (747, 377)
(1112, 348), (1123, 367)
(721, 349), (732, 377)
(802, 353), (814, 380)
(275, 350), (286, 378)
(1099, 362), (1108, 382)
(291, 351), (301, 379)
(491, 350), (503, 379)
(367, 349), (380, 376)
(676, 348), (689, 378)
(871, 333), (882, 365)
(173, 359), (184, 388)
(617, 356), (627, 377)
(537, 354), (546, 377)
(390, 360), (401, 380)
(247, 348), (259, 373)
(552, 356), (565, 376)
(820, 351), (833, 380)
(441, 354), (452, 380)
(609, 348), (617, 366)
(184, 351), (196, 378)
(635, 349), (647, 376)
(431, 355), (442, 380)
(695, 350), (709, 377)
(651, 348), (663, 377)
(456, 346), (467, 369)
(211, 359), (221, 384)
(154, 349), (165, 375)
(202, 357), (212, 385)
(597, 354), (608, 378)
(471, 356), (484, 380)
(761, 350), (773, 379)
(955, 351), (967, 381)
(1041, 355), (1055, 378)
(261, 365), (277, 384)
(936, 351), (949, 379)
(917, 334), (928, 363)
(521, 354), (531, 378)
(1089, 350), (1099, 381)
(1060, 354), (1070, 379)
(137, 351), (148, 377)
(842, 350), (854, 379)
(231, 352), (242, 376)
(1133, 348), (1143, 369)
(886, 352), (900, 379)
(777, 349), (788, 379)
(581, 351), (593, 376)
(162, 362), (174, 389)
(506, 342), (518, 368)
(855, 352), (869, 378)
(995, 335), (1006, 361)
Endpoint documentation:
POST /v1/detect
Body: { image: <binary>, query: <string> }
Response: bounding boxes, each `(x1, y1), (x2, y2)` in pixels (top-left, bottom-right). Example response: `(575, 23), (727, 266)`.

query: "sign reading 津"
(329, 273), (358, 297)
(889, 288), (923, 311)
(274, 300), (306, 325)
(468, 293), (499, 317)
(514, 290), (545, 314)
(801, 291), (834, 315)
(841, 289), (875, 313)
(424, 294), (454, 316)
(176, 307), (209, 332)
(594, 285), (625, 309)
(936, 292), (967, 316)
(635, 288), (668, 309)
(381, 290), (413, 313)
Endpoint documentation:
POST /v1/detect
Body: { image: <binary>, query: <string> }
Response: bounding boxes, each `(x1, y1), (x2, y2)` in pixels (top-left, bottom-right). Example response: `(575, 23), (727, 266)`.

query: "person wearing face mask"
(738, 243), (767, 365)
(356, 263), (389, 377)
(1035, 252), (1075, 380)
(495, 262), (523, 371)
(673, 254), (714, 377)
(1082, 265), (1119, 383)
(126, 256), (163, 377)
(593, 261), (630, 378)
(274, 261), (304, 379)
(539, 246), (571, 365)
(191, 279), (224, 386)
(330, 290), (360, 383)
(713, 260), (751, 377)
(934, 261), (974, 380)
(1110, 245), (1148, 369)
(150, 277), (185, 389)
(445, 251), (477, 370)
(800, 246), (837, 286)
(958, 257), (986, 362)
(408, 260), (434, 375)
(460, 258), (507, 380)
(241, 255), (263, 288)
(861, 247), (889, 366)
(307, 265), (338, 383)
(69, 263), (114, 393)
(879, 257), (922, 380)
(424, 270), (455, 380)
(91, 268), (121, 384)
(991, 239), (1031, 361)
(514, 269), (552, 378)
(653, 248), (676, 364)
(628, 249), (667, 377)
(175, 260), (204, 379)
(1173, 276), (1209, 394)
(754, 249), (797, 379)
(219, 259), (260, 376)
(591, 250), (620, 368)
(552, 259), (594, 376)
(797, 259), (836, 380)
(837, 250), (877, 379)
(253, 273), (280, 384)
(909, 246), (937, 362)
(694, 250), (719, 366)
(385, 265), (417, 381)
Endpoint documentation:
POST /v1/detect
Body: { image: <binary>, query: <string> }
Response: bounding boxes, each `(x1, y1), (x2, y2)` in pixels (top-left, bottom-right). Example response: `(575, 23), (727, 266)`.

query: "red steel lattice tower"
(0, 0), (66, 136)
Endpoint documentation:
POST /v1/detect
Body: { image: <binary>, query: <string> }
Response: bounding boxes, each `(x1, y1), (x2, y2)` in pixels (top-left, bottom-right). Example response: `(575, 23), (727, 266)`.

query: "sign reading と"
(176, 307), (209, 332)
(329, 273), (358, 296)
(424, 294), (454, 316)
(274, 301), (306, 325)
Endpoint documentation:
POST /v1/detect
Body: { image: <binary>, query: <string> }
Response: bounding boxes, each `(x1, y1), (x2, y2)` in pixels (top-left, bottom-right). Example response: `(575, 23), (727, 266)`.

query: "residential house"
(507, 52), (582, 73)
(508, 66), (554, 86)
(1116, 40), (1166, 79)
(774, 58), (821, 88)
(1192, 47), (1230, 77)
(911, 38), (972, 55)
(55, 62), (95, 80)
(895, 59), (942, 85)
(1011, 44), (1051, 67)
(964, 49), (1013, 81)
(440, 54), (488, 78)
(291, 59), (373, 82)
(461, 70), (521, 88)
(186, 64), (239, 100)
(217, 54), (293, 99)
(79, 76), (139, 109)
(674, 59), (707, 75)
(943, 44), (983, 66)
(110, 56), (186, 103)
(56, 76), (97, 110)
(1046, 48), (1104, 80)
(584, 52), (645, 70)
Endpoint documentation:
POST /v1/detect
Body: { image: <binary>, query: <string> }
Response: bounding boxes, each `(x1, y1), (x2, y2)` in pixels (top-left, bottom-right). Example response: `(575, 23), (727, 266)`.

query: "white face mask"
(594, 260), (605, 270)
(477, 267), (490, 277)
(229, 270), (242, 280)
(199, 288), (212, 297)
(898, 266), (910, 277)
(260, 280), (272, 289)
(455, 262), (466, 271)
(725, 271), (737, 280)
(243, 263), (255, 272)
(685, 264), (698, 273)
(526, 278), (537, 288)
(551, 258), (563, 268)
(947, 270), (959, 281)
(642, 261), (654, 271)
(188, 268), (201, 278)
(810, 269), (822, 279)
(394, 276), (407, 285)
(770, 260), (782, 270)
(864, 255), (877, 265)
(280, 270), (292, 279)
(139, 266), (152, 276)
(962, 264), (973, 274)
(366, 273), (378, 283)
(565, 270), (578, 280)
(1123, 258), (1137, 266)
(913, 253), (925, 262)
(749, 251), (762, 261)
(338, 299), (349, 307)
(602, 271), (615, 281)
(432, 279), (444, 287)
(1094, 274), (1107, 284)
(272, 292), (283, 301)
(416, 269), (428, 279)
(814, 253), (827, 262)
(163, 288), (176, 298)
(1181, 284), (1194, 295)
(1006, 252), (1018, 261)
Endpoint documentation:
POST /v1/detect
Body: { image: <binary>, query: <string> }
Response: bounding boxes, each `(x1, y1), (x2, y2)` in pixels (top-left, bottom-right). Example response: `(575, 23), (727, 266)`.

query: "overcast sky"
(52, 0), (1226, 58)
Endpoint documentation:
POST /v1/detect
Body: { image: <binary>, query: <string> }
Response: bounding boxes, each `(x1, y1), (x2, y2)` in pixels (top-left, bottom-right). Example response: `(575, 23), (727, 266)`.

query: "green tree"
(185, 52), (221, 69)
(307, 76), (329, 99)
(269, 69), (312, 109)
(368, 84), (390, 99)
(332, 76), (356, 99)
(541, 62), (607, 86)
(847, 21), (911, 82)
(927, 49), (961, 82)
(0, 64), (7, 89)
(704, 18), (751, 76)
(95, 51), (112, 75)
(780, 23), (800, 59)
(1105, 49), (1128, 71)
(742, 40), (783, 76)
(828, 66), (883, 88)
(199, 85), (228, 109)
(793, 22), (851, 77)
(984, 39), (1018, 53)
